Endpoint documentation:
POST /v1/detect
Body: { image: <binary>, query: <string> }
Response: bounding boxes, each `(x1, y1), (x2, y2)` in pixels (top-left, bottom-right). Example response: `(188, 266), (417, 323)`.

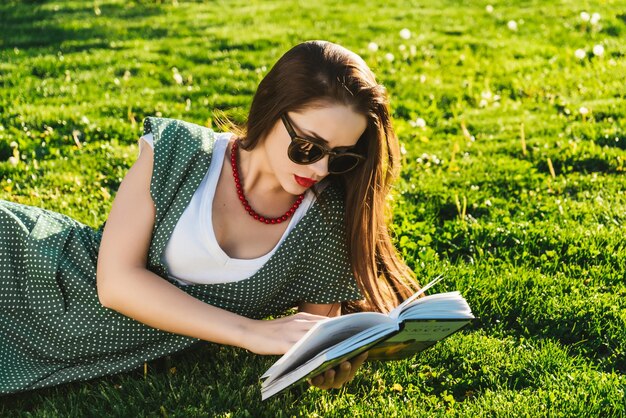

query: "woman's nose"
(309, 155), (330, 177)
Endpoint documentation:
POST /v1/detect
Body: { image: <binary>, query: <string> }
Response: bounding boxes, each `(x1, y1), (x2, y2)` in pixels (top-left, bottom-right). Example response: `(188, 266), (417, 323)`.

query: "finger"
(332, 361), (352, 388)
(309, 374), (325, 387)
(345, 352), (368, 382)
(317, 367), (335, 390)
(309, 369), (332, 390)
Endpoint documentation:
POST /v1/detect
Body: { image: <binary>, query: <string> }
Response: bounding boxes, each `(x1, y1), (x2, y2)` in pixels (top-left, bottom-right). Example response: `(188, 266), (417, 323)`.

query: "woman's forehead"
(289, 105), (367, 148)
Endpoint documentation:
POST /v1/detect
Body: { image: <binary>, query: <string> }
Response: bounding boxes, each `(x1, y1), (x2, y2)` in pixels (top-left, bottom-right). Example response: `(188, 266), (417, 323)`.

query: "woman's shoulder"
(142, 116), (212, 135)
(142, 116), (223, 155)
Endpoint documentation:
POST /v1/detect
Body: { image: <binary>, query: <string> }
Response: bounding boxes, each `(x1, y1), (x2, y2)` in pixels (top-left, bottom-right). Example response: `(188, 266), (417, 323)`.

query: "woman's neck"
(231, 139), (283, 196)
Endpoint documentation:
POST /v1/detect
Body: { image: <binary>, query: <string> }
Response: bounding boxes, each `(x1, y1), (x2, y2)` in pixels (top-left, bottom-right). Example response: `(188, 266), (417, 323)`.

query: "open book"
(260, 276), (474, 400)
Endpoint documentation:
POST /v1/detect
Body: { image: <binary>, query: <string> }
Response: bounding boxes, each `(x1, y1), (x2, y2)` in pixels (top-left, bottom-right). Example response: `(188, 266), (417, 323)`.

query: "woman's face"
(261, 102), (367, 195)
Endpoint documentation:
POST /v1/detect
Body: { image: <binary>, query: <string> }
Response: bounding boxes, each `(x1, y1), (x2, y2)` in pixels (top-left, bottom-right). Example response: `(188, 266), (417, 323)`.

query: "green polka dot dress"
(0, 117), (362, 394)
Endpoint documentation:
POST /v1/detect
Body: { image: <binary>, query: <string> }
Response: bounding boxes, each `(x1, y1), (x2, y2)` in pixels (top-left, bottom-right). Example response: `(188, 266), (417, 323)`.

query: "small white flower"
(9, 141), (18, 148)
(484, 199), (492, 207)
(486, 5), (494, 13)
(419, 74), (427, 83)
(385, 52), (395, 62)
(400, 144), (407, 155)
(368, 42), (379, 52)
(399, 44), (406, 51)
(409, 118), (427, 129)
(173, 72), (184, 85)
(81, 116), (90, 125)
(579, 106), (589, 115)
(580, 11), (590, 22)
(574, 49), (586, 60)
(399, 28), (411, 40)
(8, 156), (19, 166)
(507, 20), (518, 31)
(592, 44), (604, 57)
(479, 99), (488, 108)
(113, 78), (120, 85)
(481, 91), (493, 100)
(590, 12), (601, 25)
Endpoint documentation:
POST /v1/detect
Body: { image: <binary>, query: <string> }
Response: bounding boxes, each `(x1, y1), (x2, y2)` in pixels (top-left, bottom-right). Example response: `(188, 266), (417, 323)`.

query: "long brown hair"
(237, 40), (419, 313)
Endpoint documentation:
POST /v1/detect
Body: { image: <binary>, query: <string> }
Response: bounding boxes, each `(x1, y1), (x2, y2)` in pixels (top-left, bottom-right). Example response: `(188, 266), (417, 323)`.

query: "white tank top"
(139, 133), (316, 286)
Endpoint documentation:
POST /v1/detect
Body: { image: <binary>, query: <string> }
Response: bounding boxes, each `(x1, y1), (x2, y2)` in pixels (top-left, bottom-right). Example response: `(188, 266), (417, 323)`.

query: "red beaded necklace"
(230, 140), (304, 224)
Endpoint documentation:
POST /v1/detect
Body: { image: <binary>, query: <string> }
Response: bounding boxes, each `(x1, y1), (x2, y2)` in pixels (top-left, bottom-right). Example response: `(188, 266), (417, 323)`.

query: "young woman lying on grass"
(0, 40), (419, 394)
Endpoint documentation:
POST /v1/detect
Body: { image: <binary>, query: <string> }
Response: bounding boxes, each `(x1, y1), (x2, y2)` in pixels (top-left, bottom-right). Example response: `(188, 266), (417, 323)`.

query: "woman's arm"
(96, 142), (325, 355)
(299, 302), (341, 317)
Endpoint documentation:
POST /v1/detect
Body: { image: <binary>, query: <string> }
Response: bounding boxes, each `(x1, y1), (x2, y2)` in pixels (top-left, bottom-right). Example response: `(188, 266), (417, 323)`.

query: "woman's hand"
(308, 351), (368, 390)
(242, 312), (328, 355)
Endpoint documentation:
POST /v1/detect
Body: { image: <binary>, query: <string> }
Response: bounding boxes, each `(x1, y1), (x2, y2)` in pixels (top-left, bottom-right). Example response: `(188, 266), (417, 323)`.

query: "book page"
(398, 292), (474, 321)
(261, 311), (394, 381)
(261, 326), (396, 400)
(389, 275), (444, 320)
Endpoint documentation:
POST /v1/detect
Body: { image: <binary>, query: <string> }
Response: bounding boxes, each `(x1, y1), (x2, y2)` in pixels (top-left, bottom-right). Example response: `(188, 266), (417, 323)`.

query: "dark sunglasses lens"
(288, 139), (324, 163)
(329, 155), (360, 174)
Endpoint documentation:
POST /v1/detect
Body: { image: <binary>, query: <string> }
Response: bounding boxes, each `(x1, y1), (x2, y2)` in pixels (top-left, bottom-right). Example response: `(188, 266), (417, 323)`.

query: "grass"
(1, 0), (625, 416)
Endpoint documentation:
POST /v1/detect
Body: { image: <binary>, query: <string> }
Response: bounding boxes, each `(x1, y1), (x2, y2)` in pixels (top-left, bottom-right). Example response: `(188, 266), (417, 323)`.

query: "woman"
(0, 40), (418, 394)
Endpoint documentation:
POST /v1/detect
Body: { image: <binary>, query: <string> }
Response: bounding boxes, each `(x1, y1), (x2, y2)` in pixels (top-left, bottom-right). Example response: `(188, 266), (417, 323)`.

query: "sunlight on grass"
(1, 0), (625, 416)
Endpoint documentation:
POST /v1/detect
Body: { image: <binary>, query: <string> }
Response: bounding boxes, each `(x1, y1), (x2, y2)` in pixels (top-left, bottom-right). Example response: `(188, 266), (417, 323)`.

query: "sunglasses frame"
(280, 113), (366, 174)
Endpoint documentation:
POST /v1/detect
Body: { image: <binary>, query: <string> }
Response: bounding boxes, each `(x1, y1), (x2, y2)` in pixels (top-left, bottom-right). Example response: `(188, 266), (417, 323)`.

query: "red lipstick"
(294, 175), (317, 188)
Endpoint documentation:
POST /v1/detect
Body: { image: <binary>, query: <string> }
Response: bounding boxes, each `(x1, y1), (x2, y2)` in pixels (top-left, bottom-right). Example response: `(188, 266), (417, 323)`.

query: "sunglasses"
(281, 113), (366, 174)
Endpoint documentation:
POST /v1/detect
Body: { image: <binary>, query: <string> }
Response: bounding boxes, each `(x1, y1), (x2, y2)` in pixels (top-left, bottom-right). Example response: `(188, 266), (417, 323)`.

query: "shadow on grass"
(0, 343), (205, 413)
(0, 0), (166, 52)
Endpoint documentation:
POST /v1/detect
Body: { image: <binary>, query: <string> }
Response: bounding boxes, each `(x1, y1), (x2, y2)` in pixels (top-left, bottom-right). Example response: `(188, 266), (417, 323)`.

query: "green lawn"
(1, 0), (625, 416)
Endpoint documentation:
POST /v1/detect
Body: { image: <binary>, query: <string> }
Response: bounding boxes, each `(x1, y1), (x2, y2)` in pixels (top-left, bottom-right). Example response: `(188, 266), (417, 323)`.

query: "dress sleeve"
(298, 187), (363, 304)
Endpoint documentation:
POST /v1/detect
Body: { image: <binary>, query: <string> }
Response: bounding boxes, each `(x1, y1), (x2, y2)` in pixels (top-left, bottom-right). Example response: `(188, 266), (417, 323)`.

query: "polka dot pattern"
(0, 117), (362, 394)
